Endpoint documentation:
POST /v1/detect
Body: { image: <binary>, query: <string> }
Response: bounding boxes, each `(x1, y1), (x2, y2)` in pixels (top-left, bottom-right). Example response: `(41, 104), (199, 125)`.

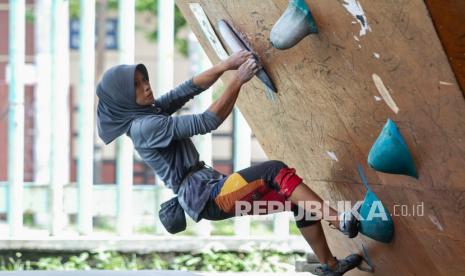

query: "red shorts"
(205, 160), (319, 228)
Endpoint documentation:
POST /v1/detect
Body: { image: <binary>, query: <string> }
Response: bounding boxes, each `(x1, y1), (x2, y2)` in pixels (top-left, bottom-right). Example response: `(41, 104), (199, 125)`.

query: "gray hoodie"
(96, 64), (224, 222)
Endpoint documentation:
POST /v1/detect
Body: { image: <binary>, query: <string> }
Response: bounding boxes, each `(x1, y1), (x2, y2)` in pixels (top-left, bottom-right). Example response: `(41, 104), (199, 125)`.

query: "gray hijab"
(96, 63), (156, 144)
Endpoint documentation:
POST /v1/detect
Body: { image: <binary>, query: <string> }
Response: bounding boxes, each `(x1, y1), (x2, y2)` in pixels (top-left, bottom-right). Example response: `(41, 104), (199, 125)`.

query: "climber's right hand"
(235, 58), (259, 84)
(222, 50), (253, 70)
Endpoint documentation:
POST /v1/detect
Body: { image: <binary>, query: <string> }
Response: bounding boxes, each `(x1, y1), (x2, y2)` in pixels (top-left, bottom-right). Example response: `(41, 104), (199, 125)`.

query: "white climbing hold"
(429, 214), (444, 231)
(326, 151), (339, 162)
(439, 81), (454, 86)
(342, 0), (372, 36)
(372, 73), (400, 114)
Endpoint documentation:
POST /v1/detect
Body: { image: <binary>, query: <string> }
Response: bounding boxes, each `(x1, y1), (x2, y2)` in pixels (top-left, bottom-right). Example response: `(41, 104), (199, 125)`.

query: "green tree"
(69, 0), (188, 56)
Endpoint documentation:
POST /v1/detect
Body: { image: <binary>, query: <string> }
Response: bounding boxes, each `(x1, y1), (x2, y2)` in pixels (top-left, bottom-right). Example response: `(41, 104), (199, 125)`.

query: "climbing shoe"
(339, 210), (359, 238)
(315, 254), (363, 276)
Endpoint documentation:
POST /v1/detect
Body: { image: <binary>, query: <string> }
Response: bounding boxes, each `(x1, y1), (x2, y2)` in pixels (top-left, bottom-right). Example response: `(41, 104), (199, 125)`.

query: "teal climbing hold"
(357, 164), (394, 243)
(368, 119), (418, 178)
(270, 0), (318, 50)
(293, 0), (318, 31)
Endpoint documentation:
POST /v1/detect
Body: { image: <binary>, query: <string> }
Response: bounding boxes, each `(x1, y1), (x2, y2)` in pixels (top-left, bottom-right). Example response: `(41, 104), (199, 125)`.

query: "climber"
(95, 49), (362, 275)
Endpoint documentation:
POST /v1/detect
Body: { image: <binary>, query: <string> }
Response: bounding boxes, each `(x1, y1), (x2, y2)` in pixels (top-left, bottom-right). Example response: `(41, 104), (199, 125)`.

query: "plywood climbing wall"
(175, 0), (465, 275)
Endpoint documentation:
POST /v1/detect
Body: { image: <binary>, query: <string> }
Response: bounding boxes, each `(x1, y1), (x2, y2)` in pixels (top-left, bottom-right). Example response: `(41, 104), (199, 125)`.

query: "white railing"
(3, 0), (296, 247)
(0, 182), (293, 237)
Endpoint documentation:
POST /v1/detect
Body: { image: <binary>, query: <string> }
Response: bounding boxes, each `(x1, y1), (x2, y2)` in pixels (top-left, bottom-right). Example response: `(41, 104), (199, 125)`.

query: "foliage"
(26, 7), (35, 23)
(22, 212), (35, 227)
(211, 220), (234, 236)
(212, 82), (225, 101)
(69, 0), (189, 56)
(290, 220), (301, 235)
(0, 250), (302, 272)
(251, 220), (273, 235)
(93, 216), (116, 232)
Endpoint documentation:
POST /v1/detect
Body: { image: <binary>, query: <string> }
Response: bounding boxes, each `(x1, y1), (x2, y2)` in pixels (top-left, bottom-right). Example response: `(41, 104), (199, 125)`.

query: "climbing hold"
(357, 164), (394, 243)
(359, 190), (394, 243)
(270, 0), (318, 50)
(368, 119), (418, 178)
(217, 20), (278, 93)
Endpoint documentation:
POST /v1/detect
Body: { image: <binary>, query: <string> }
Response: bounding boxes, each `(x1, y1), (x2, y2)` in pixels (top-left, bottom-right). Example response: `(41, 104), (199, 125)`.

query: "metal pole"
(233, 108), (252, 236)
(34, 0), (52, 187)
(154, 0), (175, 235)
(116, 0), (135, 236)
(77, 0), (96, 236)
(34, 0), (53, 230)
(7, 0), (25, 237)
(95, 0), (107, 79)
(190, 36), (213, 167)
(273, 212), (290, 237)
(157, 0), (174, 91)
(189, 32), (212, 237)
(50, 0), (71, 236)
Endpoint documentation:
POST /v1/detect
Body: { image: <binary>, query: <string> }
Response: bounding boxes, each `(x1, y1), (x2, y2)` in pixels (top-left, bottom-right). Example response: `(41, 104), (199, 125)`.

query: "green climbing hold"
(357, 165), (394, 243)
(270, 0), (318, 50)
(368, 119), (418, 178)
(293, 0), (318, 29)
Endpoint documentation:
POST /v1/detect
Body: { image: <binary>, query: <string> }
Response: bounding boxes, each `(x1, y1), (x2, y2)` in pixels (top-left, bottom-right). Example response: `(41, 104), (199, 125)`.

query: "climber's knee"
(273, 166), (303, 198)
(295, 216), (320, 228)
(292, 204), (321, 228)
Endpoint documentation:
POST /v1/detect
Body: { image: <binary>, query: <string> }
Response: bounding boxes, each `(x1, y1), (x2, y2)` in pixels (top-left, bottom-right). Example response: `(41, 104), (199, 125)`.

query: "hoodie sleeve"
(155, 78), (206, 115)
(135, 111), (221, 149)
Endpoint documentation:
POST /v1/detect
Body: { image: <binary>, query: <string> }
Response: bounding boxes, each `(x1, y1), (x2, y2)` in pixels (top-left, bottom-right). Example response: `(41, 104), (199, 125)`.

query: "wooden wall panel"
(176, 0), (465, 274)
(425, 0), (465, 96)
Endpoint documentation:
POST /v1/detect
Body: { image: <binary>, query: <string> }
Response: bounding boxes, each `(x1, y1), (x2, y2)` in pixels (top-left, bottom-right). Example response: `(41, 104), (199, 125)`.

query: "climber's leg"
(298, 221), (338, 268)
